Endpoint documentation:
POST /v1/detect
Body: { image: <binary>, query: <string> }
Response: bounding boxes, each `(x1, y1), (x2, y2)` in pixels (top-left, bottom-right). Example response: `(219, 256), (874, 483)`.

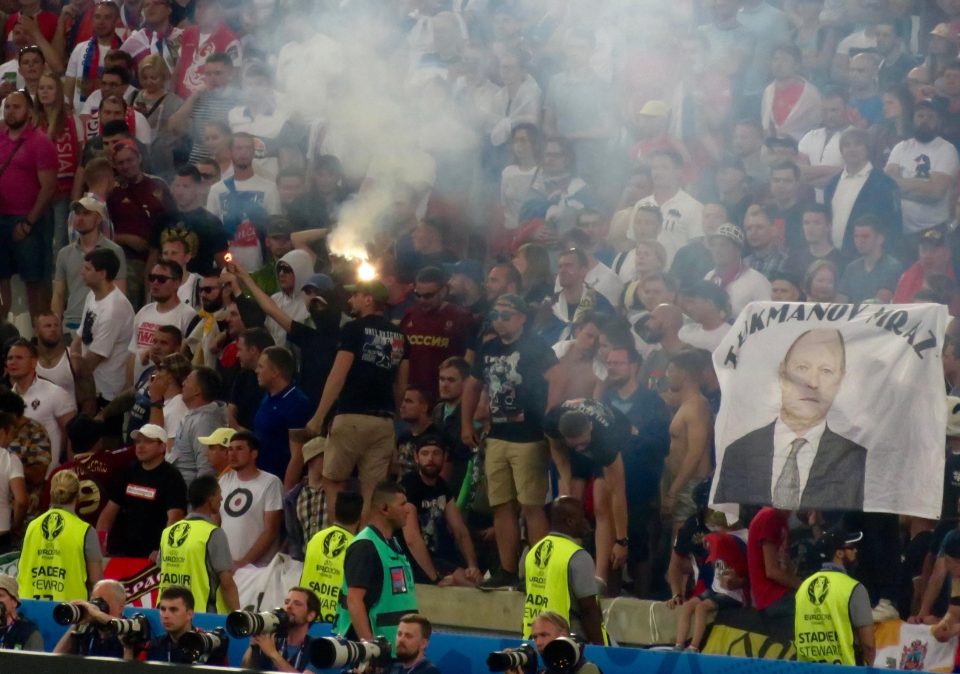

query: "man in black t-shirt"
(462, 293), (558, 588)
(169, 165), (230, 273)
(229, 327), (273, 431)
(95, 424), (188, 558)
(400, 435), (481, 586)
(544, 399), (632, 588)
(307, 280), (410, 524)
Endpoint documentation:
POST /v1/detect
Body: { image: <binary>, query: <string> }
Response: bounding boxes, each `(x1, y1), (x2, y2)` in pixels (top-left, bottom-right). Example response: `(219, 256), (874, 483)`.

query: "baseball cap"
(493, 293), (527, 314)
(71, 196), (108, 220)
(301, 273), (334, 293)
(267, 216), (295, 238)
(302, 436), (327, 463)
(132, 424), (168, 443)
(638, 100), (670, 117)
(0, 574), (19, 605)
(948, 397), (960, 438)
(112, 138), (140, 156)
(445, 259), (484, 286)
(919, 227), (946, 247)
(709, 223), (745, 248)
(344, 280), (389, 303)
(815, 529), (863, 560)
(198, 427), (236, 447)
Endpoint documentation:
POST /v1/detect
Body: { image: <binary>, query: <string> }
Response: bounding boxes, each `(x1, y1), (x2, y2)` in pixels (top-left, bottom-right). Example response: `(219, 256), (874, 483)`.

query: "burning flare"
(357, 261), (377, 282)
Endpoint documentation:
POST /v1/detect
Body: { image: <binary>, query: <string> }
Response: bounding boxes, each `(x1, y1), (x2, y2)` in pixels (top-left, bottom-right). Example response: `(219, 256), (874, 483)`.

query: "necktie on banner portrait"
(711, 302), (948, 518)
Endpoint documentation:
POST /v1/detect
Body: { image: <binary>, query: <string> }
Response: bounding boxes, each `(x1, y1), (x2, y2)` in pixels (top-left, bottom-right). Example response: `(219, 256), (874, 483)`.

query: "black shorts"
(699, 589), (743, 610)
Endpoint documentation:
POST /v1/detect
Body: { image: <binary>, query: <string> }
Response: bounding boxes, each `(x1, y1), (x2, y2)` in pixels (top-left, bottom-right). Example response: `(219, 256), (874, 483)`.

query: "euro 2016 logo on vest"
(323, 530), (347, 558)
(534, 540), (554, 569)
(807, 576), (830, 606)
(41, 511), (65, 541)
(167, 522), (191, 548)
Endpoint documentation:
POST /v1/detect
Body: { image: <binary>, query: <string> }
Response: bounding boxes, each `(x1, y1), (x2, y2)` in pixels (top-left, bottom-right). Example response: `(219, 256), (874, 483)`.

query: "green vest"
(158, 517), (228, 614)
(795, 570), (860, 665)
(18, 507), (90, 601)
(522, 534), (608, 645)
(334, 526), (417, 650)
(301, 524), (354, 623)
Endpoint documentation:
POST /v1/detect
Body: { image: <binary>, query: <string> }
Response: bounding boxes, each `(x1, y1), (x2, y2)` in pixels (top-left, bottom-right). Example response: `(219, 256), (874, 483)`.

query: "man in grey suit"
(714, 328), (866, 510)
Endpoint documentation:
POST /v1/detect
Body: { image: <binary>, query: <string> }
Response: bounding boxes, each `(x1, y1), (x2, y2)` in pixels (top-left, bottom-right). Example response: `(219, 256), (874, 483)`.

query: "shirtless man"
(35, 312), (89, 412)
(663, 349), (713, 534)
(552, 314), (603, 400)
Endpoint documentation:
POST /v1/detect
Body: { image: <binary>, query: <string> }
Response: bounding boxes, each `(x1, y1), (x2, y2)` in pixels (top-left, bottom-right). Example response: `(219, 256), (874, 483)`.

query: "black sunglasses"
(489, 310), (518, 322)
(415, 290), (439, 300)
(148, 274), (174, 283)
(199, 286), (218, 294)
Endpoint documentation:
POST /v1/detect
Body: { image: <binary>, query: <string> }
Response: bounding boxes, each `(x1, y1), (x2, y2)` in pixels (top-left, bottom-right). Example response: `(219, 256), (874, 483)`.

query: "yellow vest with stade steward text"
(795, 570), (860, 666)
(522, 534), (608, 644)
(18, 507), (90, 601)
(301, 524), (354, 622)
(159, 517), (229, 614)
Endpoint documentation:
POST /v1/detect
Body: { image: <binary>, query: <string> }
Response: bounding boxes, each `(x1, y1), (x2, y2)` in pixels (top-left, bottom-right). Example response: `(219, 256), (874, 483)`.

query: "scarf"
(79, 35), (123, 102)
(173, 24), (240, 99)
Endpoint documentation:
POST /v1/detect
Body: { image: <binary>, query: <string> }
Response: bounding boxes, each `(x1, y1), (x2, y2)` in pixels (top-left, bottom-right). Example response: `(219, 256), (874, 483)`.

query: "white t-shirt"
(80, 286), (135, 401)
(0, 448), (24, 532)
(14, 377), (76, 472)
(678, 322), (730, 352)
(65, 39), (114, 110)
(553, 261), (624, 307)
(163, 393), (188, 441)
(887, 136), (960, 234)
(206, 176), (282, 271)
(219, 469), (283, 565)
(633, 190), (704, 266)
(178, 273), (201, 308)
(129, 302), (198, 381)
(704, 268), (772, 317)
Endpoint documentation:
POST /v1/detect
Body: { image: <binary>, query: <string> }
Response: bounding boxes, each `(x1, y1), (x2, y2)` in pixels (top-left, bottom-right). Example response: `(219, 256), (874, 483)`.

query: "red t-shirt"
(4, 11), (58, 52)
(400, 302), (476, 395)
(43, 447), (137, 527)
(106, 175), (175, 260)
(772, 81), (804, 127)
(0, 125), (57, 217)
(747, 507), (790, 610)
(706, 531), (750, 604)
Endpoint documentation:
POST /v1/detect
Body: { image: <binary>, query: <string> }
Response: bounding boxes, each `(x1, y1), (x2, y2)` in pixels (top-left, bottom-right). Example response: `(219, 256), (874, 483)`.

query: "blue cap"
(444, 259), (484, 285)
(301, 273), (334, 293)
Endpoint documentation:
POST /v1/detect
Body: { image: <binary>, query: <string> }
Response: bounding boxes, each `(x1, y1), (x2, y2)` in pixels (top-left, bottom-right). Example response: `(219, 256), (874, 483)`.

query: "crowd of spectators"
(5, 0), (960, 662)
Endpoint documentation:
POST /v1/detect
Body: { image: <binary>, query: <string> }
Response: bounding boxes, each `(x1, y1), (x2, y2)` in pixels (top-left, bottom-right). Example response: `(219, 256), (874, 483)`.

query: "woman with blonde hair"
(17, 469), (102, 601)
(34, 72), (85, 253)
(133, 54), (183, 180)
(804, 259), (839, 303)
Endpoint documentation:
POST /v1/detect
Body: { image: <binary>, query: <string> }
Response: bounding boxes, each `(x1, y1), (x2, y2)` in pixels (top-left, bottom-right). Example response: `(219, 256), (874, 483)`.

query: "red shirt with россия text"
(400, 302), (476, 396)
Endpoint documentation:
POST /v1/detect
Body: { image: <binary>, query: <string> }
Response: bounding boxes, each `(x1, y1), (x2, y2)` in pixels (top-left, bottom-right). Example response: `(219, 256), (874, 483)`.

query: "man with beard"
(0, 89), (56, 317)
(232, 264), (340, 406)
(307, 281), (408, 525)
(635, 303), (687, 396)
(35, 313), (82, 406)
(242, 586), (318, 671)
(794, 529), (874, 666)
(186, 271), (230, 369)
(400, 435), (481, 587)
(885, 100), (960, 241)
(386, 615), (441, 674)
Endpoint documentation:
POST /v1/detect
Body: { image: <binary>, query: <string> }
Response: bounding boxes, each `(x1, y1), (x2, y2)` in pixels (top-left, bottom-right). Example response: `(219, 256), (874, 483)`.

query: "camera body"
(487, 643), (538, 673)
(225, 607), (289, 638)
(105, 613), (151, 643)
(309, 635), (392, 670)
(179, 627), (229, 664)
(53, 597), (110, 626)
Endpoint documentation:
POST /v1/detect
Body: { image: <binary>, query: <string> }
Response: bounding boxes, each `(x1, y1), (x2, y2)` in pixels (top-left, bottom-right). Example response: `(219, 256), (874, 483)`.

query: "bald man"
(714, 329), (866, 510)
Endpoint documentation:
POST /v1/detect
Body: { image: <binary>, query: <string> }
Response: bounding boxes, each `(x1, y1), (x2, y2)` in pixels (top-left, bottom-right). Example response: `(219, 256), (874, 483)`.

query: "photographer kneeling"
(241, 587), (318, 672)
(127, 585), (227, 665)
(52, 579), (126, 657)
(510, 612), (600, 674)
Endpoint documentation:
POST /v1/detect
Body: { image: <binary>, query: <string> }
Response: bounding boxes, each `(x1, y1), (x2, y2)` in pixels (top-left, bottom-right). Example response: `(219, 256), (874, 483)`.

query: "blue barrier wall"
(17, 600), (894, 674)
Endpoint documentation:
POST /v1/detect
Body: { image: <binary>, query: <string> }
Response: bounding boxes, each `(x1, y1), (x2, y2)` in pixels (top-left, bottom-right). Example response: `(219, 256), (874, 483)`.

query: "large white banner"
(711, 302), (948, 518)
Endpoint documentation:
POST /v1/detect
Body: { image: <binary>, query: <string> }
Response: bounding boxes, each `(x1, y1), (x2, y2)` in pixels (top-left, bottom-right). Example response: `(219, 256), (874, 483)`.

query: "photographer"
(387, 614), (441, 674)
(130, 585), (227, 665)
(52, 579), (126, 657)
(525, 612), (601, 674)
(241, 587), (318, 672)
(0, 574), (42, 651)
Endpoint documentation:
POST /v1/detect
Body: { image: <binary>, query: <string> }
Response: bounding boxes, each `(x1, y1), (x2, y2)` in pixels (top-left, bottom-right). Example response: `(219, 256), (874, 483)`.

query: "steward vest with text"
(301, 524), (354, 622)
(158, 517), (228, 613)
(18, 508), (89, 601)
(795, 570), (859, 665)
(334, 526), (417, 650)
(522, 534), (608, 644)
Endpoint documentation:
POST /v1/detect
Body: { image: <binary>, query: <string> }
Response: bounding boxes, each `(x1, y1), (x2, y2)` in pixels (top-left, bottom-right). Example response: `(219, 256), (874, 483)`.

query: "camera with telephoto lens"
(225, 607), (289, 638)
(105, 613), (151, 642)
(487, 643), (538, 672)
(53, 597), (110, 625)
(542, 636), (585, 674)
(179, 627), (229, 664)
(309, 636), (391, 670)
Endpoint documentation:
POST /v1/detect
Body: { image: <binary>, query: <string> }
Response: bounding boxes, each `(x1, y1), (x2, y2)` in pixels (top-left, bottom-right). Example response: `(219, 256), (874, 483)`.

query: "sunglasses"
(148, 274), (174, 283)
(199, 286), (218, 294)
(489, 310), (518, 322)
(415, 290), (439, 300)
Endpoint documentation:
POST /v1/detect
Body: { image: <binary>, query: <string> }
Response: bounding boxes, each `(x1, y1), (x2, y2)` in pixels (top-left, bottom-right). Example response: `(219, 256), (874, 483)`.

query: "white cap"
(132, 423), (168, 443)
